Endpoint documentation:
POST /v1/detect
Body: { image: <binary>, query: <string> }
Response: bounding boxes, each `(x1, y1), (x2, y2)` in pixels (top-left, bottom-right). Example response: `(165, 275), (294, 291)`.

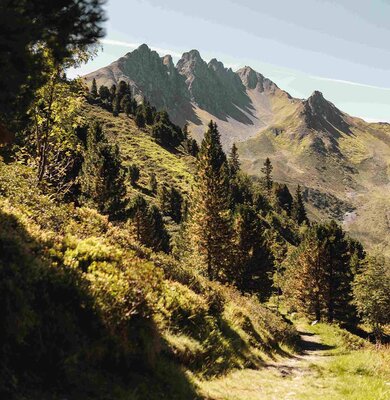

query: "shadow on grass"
(0, 210), (200, 400)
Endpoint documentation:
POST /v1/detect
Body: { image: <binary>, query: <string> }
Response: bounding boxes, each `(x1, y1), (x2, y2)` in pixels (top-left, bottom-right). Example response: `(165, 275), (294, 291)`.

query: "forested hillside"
(0, 1), (389, 399)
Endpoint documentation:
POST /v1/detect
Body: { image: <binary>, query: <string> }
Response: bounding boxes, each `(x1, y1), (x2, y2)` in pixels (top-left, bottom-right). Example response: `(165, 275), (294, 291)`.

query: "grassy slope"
(0, 128), (298, 399)
(238, 114), (390, 255)
(85, 105), (195, 199)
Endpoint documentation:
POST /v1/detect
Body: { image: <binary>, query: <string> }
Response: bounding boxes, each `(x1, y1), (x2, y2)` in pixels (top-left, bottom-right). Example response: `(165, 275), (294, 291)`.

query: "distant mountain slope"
(84, 44), (390, 254)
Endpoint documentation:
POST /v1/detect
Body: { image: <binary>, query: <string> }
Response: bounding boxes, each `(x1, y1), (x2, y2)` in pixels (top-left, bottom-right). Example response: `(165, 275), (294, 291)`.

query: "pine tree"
(129, 195), (169, 252)
(353, 255), (390, 342)
(90, 78), (98, 98)
(234, 204), (274, 299)
(120, 94), (132, 114)
(143, 102), (154, 125)
(128, 164), (140, 186)
(282, 225), (328, 320)
(292, 184), (308, 225)
(190, 121), (234, 281)
(112, 95), (120, 117)
(157, 184), (170, 213)
(109, 84), (117, 100)
(135, 110), (146, 128)
(273, 183), (293, 215)
(98, 85), (110, 101)
(117, 80), (128, 100)
(169, 186), (183, 223)
(283, 222), (361, 322)
(261, 157), (273, 197)
(149, 173), (158, 194)
(80, 122), (127, 220)
(228, 143), (240, 177)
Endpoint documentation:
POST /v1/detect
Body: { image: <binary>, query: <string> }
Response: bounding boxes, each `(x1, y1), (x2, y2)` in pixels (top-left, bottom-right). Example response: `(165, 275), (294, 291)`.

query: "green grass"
(198, 322), (390, 400)
(0, 157), (298, 399)
(85, 106), (195, 199)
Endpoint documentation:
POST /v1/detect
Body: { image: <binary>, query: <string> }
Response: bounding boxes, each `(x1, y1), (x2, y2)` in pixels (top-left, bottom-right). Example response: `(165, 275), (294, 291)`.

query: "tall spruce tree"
(292, 184), (308, 225)
(129, 195), (169, 252)
(80, 122), (127, 220)
(90, 78), (98, 98)
(234, 204), (274, 299)
(261, 157), (273, 197)
(273, 183), (293, 215)
(228, 143), (240, 177)
(282, 222), (361, 322)
(190, 121), (233, 281)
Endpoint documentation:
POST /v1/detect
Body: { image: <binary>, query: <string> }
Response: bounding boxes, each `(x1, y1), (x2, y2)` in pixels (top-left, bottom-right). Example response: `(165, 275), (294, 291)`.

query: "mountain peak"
(304, 91), (349, 133)
(180, 49), (203, 63)
(208, 58), (225, 72)
(137, 43), (152, 53)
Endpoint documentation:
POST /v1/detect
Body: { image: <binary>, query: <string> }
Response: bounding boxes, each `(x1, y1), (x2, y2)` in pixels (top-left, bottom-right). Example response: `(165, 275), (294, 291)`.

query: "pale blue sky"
(70, 0), (390, 122)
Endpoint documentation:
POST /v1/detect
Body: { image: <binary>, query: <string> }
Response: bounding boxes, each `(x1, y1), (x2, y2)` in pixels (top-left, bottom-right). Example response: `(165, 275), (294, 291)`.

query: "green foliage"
(353, 255), (390, 341)
(261, 157), (273, 197)
(291, 184), (308, 225)
(272, 183), (293, 215)
(129, 195), (170, 252)
(149, 172), (158, 194)
(283, 221), (364, 322)
(190, 121), (234, 281)
(0, 0), (104, 129)
(234, 204), (274, 300)
(80, 122), (128, 220)
(128, 163), (140, 186)
(135, 109), (146, 128)
(228, 143), (240, 177)
(14, 51), (86, 194)
(151, 111), (185, 147)
(90, 78), (98, 97)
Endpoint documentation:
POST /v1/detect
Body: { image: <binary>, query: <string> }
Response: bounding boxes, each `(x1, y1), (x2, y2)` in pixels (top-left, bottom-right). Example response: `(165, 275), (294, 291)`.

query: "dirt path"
(201, 328), (340, 400)
(261, 329), (336, 398)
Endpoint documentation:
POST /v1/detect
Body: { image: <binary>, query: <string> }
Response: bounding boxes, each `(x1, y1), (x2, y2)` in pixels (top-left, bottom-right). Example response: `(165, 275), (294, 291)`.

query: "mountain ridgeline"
(85, 44), (390, 255)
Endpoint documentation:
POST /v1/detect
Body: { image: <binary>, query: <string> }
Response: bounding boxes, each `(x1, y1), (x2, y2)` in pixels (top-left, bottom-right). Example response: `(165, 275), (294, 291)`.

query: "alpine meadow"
(0, 1), (389, 399)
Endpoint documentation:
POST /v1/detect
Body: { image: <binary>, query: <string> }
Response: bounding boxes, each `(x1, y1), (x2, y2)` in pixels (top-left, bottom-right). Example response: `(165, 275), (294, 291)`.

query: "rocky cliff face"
(84, 44), (295, 131)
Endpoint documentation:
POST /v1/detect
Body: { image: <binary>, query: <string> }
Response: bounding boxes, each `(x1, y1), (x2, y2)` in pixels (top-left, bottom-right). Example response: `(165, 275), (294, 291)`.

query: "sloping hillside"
(84, 45), (390, 254)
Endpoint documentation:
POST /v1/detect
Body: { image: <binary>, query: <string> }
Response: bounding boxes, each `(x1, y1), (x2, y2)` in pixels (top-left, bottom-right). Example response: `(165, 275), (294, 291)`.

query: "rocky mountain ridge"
(84, 44), (390, 255)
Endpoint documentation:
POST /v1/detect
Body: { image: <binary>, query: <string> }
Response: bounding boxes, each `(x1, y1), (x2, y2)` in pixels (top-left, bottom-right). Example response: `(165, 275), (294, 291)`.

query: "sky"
(70, 0), (390, 122)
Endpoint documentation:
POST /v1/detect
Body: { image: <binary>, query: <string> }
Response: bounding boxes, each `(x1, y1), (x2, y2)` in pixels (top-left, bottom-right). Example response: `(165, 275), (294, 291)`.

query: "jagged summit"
(303, 90), (350, 133)
(84, 43), (362, 143)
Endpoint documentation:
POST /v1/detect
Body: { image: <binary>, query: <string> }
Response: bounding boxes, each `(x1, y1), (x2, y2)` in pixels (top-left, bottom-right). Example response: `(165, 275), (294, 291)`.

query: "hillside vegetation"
(0, 160), (298, 399)
(1, 3), (389, 399)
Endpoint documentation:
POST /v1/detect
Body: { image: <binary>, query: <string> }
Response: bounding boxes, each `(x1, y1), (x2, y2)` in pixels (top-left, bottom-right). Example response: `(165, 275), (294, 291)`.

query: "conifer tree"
(90, 78), (98, 98)
(234, 204), (274, 299)
(128, 164), (140, 186)
(80, 122), (127, 220)
(157, 185), (170, 213)
(135, 110), (146, 128)
(283, 222), (361, 322)
(149, 173), (158, 194)
(353, 255), (390, 342)
(98, 85), (110, 101)
(282, 225), (328, 320)
(112, 95), (120, 117)
(190, 121), (234, 281)
(117, 80), (128, 100)
(129, 195), (169, 252)
(109, 84), (117, 100)
(169, 186), (183, 223)
(228, 143), (240, 177)
(273, 183), (293, 215)
(261, 157), (273, 197)
(143, 102), (154, 125)
(292, 184), (308, 225)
